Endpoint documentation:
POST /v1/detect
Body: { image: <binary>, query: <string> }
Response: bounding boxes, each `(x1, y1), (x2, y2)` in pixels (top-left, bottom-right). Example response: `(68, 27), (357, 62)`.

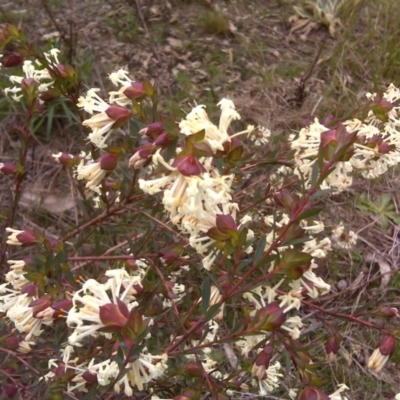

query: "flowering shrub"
(0, 23), (399, 399)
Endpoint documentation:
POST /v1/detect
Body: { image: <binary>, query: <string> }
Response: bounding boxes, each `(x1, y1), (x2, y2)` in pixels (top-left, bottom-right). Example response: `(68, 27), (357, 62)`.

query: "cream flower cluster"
(66, 267), (146, 346)
(75, 152), (107, 194)
(0, 259), (54, 342)
(139, 100), (247, 270)
(4, 49), (60, 101)
(290, 84), (400, 191)
(41, 264), (169, 395)
(178, 99), (241, 152)
(77, 69), (140, 149)
(63, 349), (168, 395)
(290, 118), (354, 191)
(243, 282), (303, 340)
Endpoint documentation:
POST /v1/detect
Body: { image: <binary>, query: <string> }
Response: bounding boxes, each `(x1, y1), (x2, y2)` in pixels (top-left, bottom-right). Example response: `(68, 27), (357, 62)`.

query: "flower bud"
(154, 131), (173, 147)
(4, 384), (18, 398)
(5, 336), (21, 351)
(298, 387), (330, 400)
(174, 389), (199, 400)
(123, 82), (146, 100)
(2, 51), (23, 67)
(325, 336), (340, 362)
(0, 162), (17, 174)
(29, 297), (52, 317)
(39, 88), (62, 102)
(376, 307), (399, 319)
(257, 302), (286, 331)
(367, 335), (396, 372)
(99, 298), (129, 329)
(51, 299), (73, 317)
(20, 283), (38, 297)
(129, 144), (155, 169)
(82, 371), (98, 384)
(274, 189), (295, 210)
(105, 105), (133, 128)
(251, 344), (273, 379)
(99, 153), (118, 171)
(172, 154), (206, 176)
(5, 227), (36, 246)
(161, 247), (184, 266)
(185, 361), (202, 377)
(139, 121), (164, 138)
(216, 214), (237, 234)
(51, 152), (73, 165)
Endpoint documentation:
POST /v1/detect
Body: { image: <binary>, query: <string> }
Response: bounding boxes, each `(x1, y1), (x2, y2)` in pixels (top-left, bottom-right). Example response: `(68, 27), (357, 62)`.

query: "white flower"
(329, 383), (349, 400)
(114, 350), (168, 393)
(303, 237), (332, 258)
(77, 88), (131, 148)
(1, 290), (44, 340)
(67, 269), (144, 346)
(75, 159), (107, 193)
(5, 228), (28, 246)
(17, 340), (35, 353)
(253, 361), (282, 395)
(236, 334), (266, 357)
(108, 68), (137, 106)
(179, 98), (241, 152)
(5, 259), (29, 290)
(290, 268), (331, 298)
(250, 126), (271, 146)
(4, 59), (54, 101)
(332, 223), (357, 249)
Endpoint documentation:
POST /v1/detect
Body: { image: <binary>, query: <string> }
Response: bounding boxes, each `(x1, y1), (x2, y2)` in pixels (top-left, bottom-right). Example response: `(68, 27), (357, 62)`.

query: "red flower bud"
(172, 154), (206, 176)
(82, 370), (98, 384)
(274, 189), (295, 210)
(378, 98), (394, 113)
(257, 302), (286, 331)
(379, 335), (396, 356)
(216, 214), (237, 234)
(29, 297), (52, 317)
(252, 345), (273, 379)
(0, 162), (17, 174)
(161, 247), (184, 266)
(376, 306), (399, 319)
(51, 299), (73, 316)
(3, 52), (23, 67)
(154, 131), (173, 147)
(4, 384), (18, 398)
(299, 387), (330, 400)
(54, 64), (68, 79)
(325, 336), (340, 362)
(20, 284), (38, 297)
(139, 121), (164, 138)
(99, 298), (129, 329)
(105, 105), (133, 128)
(185, 361), (202, 377)
(123, 82), (146, 100)
(378, 141), (392, 154)
(39, 88), (62, 102)
(5, 336), (21, 350)
(99, 153), (118, 171)
(52, 152), (73, 165)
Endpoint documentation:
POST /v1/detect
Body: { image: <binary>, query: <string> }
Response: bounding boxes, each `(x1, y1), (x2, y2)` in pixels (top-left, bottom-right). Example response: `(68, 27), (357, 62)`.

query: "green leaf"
(311, 160), (320, 186)
(254, 236), (266, 264)
(310, 188), (334, 200)
(205, 303), (222, 321)
(201, 278), (211, 315)
(296, 207), (322, 221)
